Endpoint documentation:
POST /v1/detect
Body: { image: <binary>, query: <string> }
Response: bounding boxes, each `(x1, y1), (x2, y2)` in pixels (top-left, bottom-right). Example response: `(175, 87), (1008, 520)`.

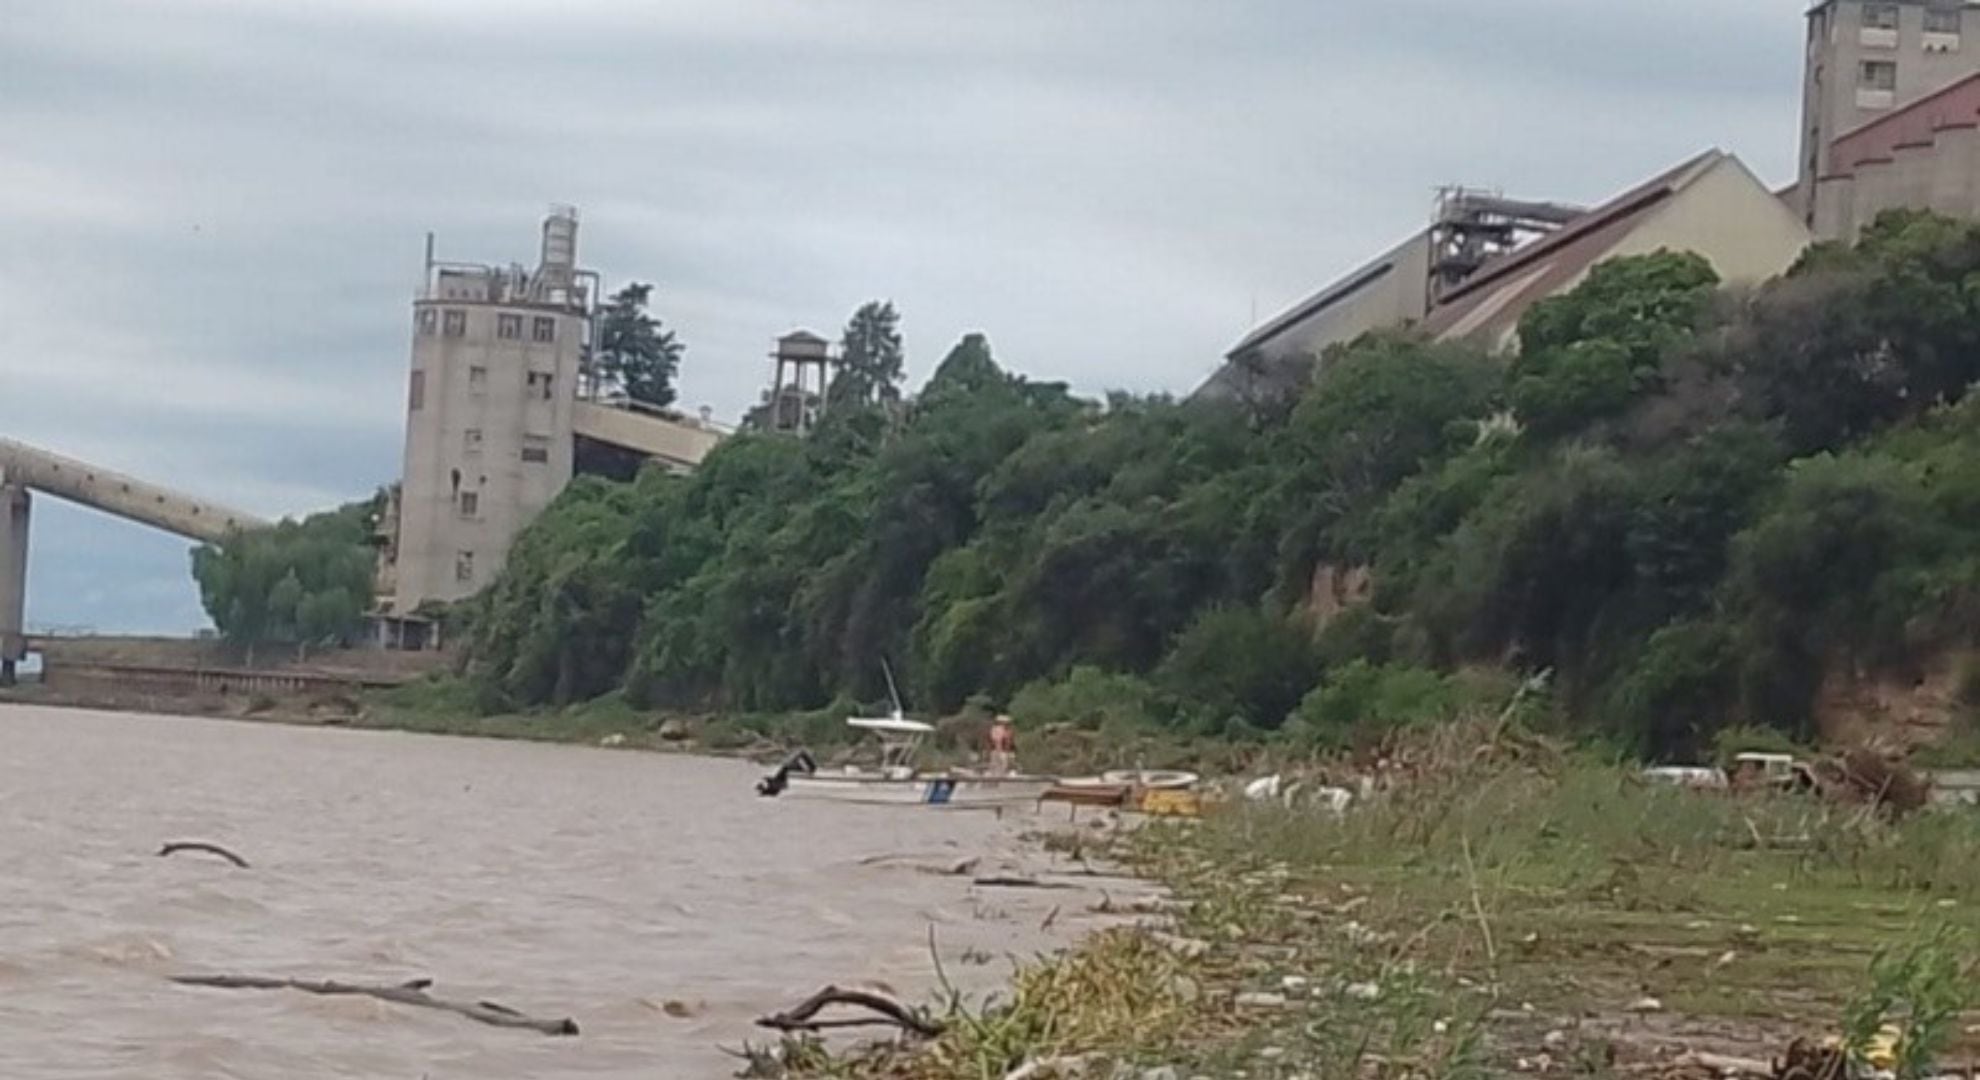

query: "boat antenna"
(880, 658), (906, 719)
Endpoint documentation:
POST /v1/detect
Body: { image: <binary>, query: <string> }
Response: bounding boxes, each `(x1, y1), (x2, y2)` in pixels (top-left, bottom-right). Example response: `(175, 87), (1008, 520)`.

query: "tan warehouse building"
(1197, 151), (1810, 402)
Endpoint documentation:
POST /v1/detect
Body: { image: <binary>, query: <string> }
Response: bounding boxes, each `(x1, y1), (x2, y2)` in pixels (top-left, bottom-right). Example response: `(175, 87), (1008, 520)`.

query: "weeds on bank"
(753, 712), (1980, 1077)
(1175, 712), (1980, 1065)
(1841, 925), (1975, 1079)
(738, 930), (1205, 1079)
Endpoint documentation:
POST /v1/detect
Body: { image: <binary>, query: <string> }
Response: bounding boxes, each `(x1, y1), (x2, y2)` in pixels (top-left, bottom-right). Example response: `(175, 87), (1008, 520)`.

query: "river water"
(0, 706), (1138, 1079)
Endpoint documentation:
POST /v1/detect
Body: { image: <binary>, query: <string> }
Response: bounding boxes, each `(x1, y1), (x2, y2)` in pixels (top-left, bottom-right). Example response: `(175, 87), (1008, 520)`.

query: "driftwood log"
(158, 841), (250, 869)
(169, 974), (579, 1036)
(971, 875), (1077, 890)
(756, 985), (944, 1039)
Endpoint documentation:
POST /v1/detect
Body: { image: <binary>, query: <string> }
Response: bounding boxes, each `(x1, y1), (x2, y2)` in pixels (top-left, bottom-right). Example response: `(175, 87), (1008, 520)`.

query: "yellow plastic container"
(1137, 789), (1203, 818)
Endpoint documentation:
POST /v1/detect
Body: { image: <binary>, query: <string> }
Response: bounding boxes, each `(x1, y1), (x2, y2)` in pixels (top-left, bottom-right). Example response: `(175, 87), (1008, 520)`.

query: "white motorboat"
(758, 715), (1055, 807)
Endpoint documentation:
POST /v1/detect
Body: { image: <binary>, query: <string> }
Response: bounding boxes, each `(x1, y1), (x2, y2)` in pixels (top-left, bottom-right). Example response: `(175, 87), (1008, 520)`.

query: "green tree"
(190, 496), (379, 658)
(593, 283), (683, 408)
(829, 300), (906, 408)
(1155, 606), (1319, 731)
(1509, 252), (1720, 439)
(450, 213), (1980, 757)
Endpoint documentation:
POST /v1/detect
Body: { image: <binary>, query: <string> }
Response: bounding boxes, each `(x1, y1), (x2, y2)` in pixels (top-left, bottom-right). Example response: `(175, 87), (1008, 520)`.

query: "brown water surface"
(0, 706), (1127, 1078)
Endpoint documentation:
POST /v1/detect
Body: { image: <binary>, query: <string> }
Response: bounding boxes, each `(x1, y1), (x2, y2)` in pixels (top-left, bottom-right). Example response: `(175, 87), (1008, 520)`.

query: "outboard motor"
(756, 749), (818, 797)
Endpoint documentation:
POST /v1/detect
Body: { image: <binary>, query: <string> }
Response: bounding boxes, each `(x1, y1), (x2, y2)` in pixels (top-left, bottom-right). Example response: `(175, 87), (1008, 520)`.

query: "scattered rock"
(658, 998), (701, 1019)
(1234, 991), (1287, 1009)
(599, 733), (627, 747)
(1343, 981), (1382, 1002)
(1624, 996), (1663, 1014)
(1151, 934), (1211, 959)
(657, 718), (691, 742)
(1279, 974), (1310, 995)
(1257, 1047), (1284, 1061)
(1139, 1068), (1179, 1080)
(1003, 1056), (1095, 1080)
(1542, 1029), (1569, 1049)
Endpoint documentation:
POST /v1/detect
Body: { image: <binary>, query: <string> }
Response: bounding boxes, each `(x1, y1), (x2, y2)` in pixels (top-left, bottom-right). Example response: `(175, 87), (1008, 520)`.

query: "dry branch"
(756, 985), (943, 1039)
(971, 875), (1077, 890)
(169, 974), (578, 1036)
(158, 841), (250, 869)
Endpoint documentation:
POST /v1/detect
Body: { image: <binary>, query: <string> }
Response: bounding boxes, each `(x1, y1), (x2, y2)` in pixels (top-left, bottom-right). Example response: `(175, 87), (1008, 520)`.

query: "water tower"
(768, 330), (832, 433)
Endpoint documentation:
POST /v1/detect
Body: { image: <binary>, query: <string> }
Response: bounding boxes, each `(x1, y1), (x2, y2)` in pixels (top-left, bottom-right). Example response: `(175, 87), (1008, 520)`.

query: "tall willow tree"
(190, 496), (380, 658)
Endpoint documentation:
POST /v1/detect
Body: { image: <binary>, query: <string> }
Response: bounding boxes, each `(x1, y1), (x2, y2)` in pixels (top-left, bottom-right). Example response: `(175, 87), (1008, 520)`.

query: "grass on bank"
(358, 676), (1282, 776)
(755, 716), (1980, 1080)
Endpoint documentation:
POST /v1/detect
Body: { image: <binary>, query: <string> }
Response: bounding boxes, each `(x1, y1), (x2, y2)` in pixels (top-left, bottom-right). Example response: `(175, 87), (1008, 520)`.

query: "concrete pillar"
(0, 477), (28, 686)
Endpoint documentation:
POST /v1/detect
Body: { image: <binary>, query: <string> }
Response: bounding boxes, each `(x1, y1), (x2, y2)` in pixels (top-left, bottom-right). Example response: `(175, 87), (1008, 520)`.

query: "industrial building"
(1420, 152), (1811, 349)
(1198, 193), (1577, 404)
(1797, 0), (1980, 229)
(1197, 152), (1810, 402)
(1200, 1), (1980, 404)
(377, 209), (724, 644)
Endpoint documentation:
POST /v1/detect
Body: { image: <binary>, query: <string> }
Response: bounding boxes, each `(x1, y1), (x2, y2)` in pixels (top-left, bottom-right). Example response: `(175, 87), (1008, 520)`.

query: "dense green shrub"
(191, 495), (380, 654)
(1008, 666), (1166, 733)
(446, 219), (1980, 758)
(1286, 661), (1459, 750)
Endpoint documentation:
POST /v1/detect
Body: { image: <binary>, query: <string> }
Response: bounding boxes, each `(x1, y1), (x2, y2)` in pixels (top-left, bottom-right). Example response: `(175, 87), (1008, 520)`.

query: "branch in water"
(757, 985), (944, 1039)
(971, 875), (1076, 890)
(169, 974), (579, 1036)
(158, 841), (250, 869)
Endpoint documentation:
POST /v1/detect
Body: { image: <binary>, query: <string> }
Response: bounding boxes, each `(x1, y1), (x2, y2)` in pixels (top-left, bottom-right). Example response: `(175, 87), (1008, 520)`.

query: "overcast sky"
(0, 0), (1803, 635)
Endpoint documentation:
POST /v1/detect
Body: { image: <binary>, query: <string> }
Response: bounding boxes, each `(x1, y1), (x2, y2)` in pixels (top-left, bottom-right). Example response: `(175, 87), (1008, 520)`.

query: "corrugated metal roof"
(1419, 150), (1726, 343)
(1223, 236), (1418, 360)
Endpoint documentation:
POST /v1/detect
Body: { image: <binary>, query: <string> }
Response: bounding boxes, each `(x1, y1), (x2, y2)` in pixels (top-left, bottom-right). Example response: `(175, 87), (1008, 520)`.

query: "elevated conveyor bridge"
(0, 437), (269, 683)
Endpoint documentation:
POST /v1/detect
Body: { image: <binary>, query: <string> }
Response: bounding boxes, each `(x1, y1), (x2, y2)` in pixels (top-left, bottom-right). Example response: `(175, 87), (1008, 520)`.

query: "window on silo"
(458, 490), (479, 519)
(417, 308), (437, 335)
(521, 434), (551, 464)
(463, 428), (483, 453)
(408, 370), (425, 411)
(1861, 59), (1898, 90)
(1864, 3), (1900, 30)
(443, 309), (467, 337)
(532, 317), (556, 343)
(497, 313), (523, 340)
(469, 366), (488, 393)
(526, 370), (554, 401)
(455, 550), (475, 583)
(1926, 7), (1962, 34)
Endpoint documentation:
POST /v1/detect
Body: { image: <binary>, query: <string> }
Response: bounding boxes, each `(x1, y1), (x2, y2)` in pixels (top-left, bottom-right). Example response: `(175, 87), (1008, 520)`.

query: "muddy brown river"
(0, 705), (1139, 1078)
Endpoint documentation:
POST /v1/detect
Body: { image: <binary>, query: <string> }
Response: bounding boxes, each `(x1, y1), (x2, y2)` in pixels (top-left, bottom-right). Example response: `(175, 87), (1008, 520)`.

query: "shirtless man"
(987, 714), (1017, 776)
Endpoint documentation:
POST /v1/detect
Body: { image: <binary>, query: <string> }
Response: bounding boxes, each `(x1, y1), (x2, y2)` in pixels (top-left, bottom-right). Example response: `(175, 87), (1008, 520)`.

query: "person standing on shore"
(987, 714), (1017, 776)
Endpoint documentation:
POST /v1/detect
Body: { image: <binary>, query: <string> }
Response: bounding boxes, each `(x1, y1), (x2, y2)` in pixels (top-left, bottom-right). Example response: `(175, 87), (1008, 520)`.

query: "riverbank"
(759, 716), (1980, 1079)
(356, 678), (1285, 779)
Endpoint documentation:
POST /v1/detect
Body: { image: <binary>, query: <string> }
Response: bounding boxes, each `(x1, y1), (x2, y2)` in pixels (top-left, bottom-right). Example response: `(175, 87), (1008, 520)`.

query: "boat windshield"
(848, 715), (929, 770)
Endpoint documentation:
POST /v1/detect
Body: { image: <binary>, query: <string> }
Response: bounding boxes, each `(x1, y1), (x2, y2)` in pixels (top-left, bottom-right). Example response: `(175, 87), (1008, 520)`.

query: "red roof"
(1827, 72), (1980, 177)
